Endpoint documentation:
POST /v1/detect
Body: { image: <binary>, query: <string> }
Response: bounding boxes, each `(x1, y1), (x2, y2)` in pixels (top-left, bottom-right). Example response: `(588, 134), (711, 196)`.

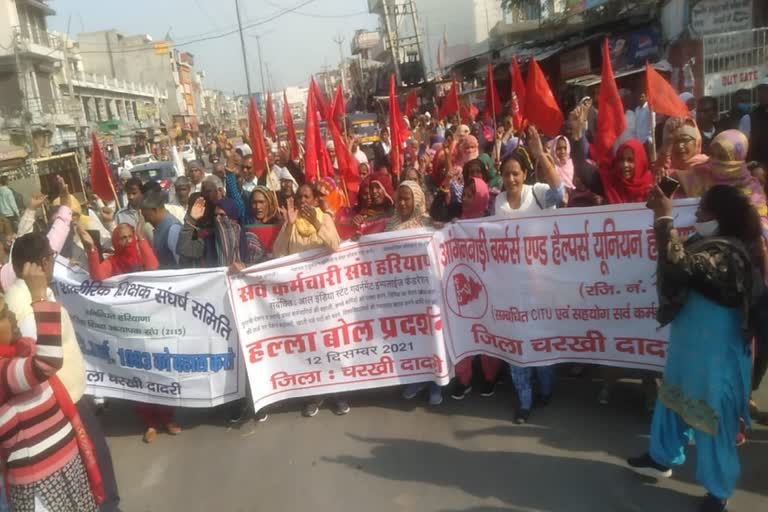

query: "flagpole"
(489, 61), (497, 129)
(649, 108), (657, 168)
(94, 131), (120, 208)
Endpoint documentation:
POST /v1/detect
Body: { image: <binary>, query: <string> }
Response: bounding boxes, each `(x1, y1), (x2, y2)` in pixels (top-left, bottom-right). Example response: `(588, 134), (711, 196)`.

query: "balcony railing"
(70, 71), (168, 99)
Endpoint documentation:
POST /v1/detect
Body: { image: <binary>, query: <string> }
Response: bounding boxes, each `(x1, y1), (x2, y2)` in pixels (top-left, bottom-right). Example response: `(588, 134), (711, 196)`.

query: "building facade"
(0, 0), (66, 157)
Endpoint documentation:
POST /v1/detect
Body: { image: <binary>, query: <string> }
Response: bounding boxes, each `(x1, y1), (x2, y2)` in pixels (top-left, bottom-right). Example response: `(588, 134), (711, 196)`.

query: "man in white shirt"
(614, 89), (637, 149)
(635, 92), (652, 145)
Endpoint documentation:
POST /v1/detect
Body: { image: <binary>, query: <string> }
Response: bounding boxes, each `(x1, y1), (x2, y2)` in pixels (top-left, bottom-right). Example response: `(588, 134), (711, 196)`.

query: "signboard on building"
(560, 46), (591, 80)
(610, 27), (660, 70)
(692, 0), (752, 36)
(704, 64), (768, 96)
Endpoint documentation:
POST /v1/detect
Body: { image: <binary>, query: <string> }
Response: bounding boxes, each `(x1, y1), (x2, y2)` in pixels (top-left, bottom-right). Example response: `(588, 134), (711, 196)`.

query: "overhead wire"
(72, 0), (317, 54)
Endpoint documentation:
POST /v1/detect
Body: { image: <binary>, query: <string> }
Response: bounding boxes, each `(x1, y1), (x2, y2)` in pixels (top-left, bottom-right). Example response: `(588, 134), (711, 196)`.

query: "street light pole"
(235, 0), (252, 97)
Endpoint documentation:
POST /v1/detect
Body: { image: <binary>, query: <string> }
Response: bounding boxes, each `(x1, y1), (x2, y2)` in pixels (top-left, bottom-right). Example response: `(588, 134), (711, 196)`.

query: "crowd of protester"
(0, 78), (767, 511)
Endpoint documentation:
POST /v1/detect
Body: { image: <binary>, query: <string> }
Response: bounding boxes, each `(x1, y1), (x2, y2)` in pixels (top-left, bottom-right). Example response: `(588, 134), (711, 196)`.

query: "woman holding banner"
(494, 129), (563, 424)
(629, 184), (763, 512)
(273, 184), (345, 417)
(78, 223), (183, 444)
(450, 177), (504, 400)
(570, 122), (657, 406)
(386, 180), (444, 405)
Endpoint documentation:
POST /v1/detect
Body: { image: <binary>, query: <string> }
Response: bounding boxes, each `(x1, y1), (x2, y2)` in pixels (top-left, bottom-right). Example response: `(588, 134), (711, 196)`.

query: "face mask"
(694, 220), (719, 237)
(737, 102), (751, 114)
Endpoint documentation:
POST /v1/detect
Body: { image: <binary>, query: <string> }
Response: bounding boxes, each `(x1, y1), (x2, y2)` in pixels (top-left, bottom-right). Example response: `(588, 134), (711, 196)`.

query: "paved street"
(102, 375), (768, 512)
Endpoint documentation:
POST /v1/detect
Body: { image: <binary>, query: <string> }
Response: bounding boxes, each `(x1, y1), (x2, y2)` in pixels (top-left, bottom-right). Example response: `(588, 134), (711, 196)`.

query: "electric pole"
(332, 33), (347, 93)
(235, 0), (252, 97)
(381, 0), (401, 85)
(255, 35), (267, 97)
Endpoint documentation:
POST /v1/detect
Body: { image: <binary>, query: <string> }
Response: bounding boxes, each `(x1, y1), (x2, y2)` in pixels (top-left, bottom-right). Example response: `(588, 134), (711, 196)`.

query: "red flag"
(525, 58), (563, 138)
(389, 74), (405, 177)
(318, 138), (334, 179)
(304, 80), (319, 182)
(460, 103), (479, 125)
(438, 77), (459, 120)
(510, 56), (527, 131)
(310, 78), (328, 121)
(329, 84), (345, 122)
(248, 97), (268, 174)
(89, 132), (116, 203)
(591, 38), (626, 165)
(646, 62), (689, 118)
(282, 90), (300, 160)
(484, 62), (502, 122)
(405, 90), (418, 119)
(265, 92), (276, 141)
(329, 116), (358, 185)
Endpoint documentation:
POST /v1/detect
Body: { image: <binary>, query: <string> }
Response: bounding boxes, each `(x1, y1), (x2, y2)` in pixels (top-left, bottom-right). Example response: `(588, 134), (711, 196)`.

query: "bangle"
(30, 297), (47, 305)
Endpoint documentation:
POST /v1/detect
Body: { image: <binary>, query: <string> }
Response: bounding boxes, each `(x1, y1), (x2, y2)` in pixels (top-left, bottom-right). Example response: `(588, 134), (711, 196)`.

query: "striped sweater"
(0, 302), (79, 486)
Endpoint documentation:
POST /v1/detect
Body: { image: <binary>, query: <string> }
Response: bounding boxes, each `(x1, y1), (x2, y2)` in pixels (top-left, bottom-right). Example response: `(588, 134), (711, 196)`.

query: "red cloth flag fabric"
(310, 78), (328, 121)
(591, 38), (627, 165)
(460, 103), (479, 125)
(329, 116), (357, 183)
(510, 56), (527, 131)
(283, 90), (300, 160)
(484, 62), (502, 121)
(304, 81), (319, 182)
(525, 58), (563, 138)
(645, 62), (689, 118)
(389, 74), (405, 177)
(438, 77), (460, 120)
(405, 90), (418, 119)
(248, 97), (268, 174)
(318, 140), (334, 179)
(265, 92), (276, 141)
(89, 132), (116, 203)
(329, 84), (345, 122)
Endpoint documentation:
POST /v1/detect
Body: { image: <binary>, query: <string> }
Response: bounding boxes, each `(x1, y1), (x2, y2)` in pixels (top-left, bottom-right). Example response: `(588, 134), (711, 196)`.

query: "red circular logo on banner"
(444, 264), (488, 319)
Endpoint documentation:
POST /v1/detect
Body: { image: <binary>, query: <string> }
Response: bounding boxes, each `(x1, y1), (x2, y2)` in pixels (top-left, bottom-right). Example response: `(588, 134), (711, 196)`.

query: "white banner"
(53, 263), (246, 407)
(228, 232), (450, 411)
(434, 201), (697, 371)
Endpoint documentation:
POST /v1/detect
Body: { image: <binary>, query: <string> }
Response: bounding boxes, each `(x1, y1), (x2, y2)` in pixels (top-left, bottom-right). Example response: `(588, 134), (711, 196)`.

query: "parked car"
(128, 154), (156, 166)
(129, 161), (180, 198)
(179, 144), (196, 163)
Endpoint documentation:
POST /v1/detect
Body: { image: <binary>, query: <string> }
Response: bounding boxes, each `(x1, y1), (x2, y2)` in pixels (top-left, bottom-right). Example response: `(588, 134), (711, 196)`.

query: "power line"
(72, 0), (317, 55)
(264, 0), (369, 19)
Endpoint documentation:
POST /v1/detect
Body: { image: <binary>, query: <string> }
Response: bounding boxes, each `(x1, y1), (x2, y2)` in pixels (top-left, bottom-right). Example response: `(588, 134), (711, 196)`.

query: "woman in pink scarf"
(656, 117), (710, 197)
(450, 177), (504, 399)
(549, 135), (575, 190)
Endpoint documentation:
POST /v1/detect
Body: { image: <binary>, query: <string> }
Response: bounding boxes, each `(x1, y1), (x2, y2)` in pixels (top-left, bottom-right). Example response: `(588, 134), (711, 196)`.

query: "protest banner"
(228, 231), (450, 410)
(433, 201), (697, 371)
(53, 262), (245, 407)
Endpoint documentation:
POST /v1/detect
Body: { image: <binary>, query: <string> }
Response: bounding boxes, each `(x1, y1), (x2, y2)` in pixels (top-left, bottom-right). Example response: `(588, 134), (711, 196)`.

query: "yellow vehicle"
(349, 114), (379, 147)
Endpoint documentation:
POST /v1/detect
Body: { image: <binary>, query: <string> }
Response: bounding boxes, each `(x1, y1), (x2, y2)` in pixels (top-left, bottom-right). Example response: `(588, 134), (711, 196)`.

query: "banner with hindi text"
(228, 232), (450, 411)
(433, 201), (697, 371)
(53, 263), (245, 407)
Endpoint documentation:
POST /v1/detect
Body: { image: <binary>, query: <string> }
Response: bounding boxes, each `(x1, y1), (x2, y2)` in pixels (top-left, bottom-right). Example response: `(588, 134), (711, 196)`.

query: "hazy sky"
(48, 0), (379, 95)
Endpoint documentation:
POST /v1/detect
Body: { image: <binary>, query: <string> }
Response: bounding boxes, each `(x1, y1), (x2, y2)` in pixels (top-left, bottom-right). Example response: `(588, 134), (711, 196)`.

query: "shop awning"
(565, 61), (670, 88)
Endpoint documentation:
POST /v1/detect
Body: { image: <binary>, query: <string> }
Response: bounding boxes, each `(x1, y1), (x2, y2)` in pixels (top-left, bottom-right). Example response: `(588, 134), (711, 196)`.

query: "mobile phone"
(659, 176), (680, 198)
